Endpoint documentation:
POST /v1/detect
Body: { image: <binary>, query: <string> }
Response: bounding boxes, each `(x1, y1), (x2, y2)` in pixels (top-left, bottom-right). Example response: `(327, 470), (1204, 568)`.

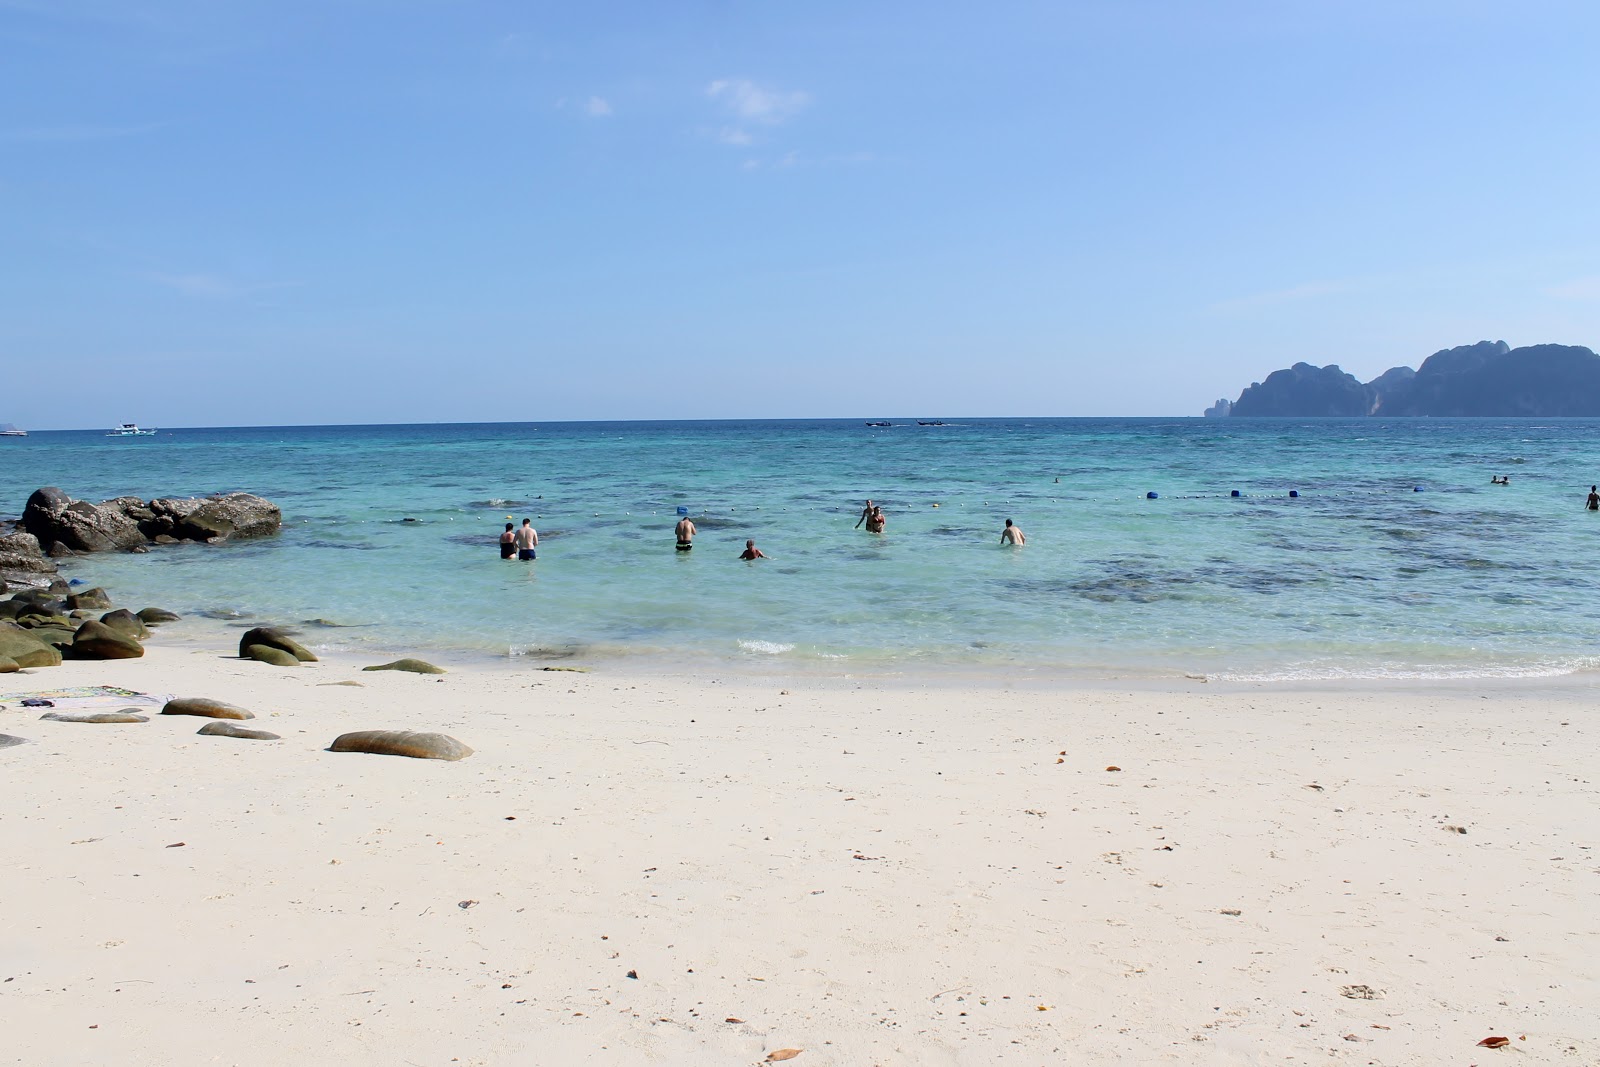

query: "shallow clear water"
(4, 418), (1599, 679)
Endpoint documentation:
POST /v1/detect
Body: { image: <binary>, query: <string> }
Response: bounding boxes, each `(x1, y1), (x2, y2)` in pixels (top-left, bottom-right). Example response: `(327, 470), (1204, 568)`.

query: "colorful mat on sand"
(0, 685), (167, 709)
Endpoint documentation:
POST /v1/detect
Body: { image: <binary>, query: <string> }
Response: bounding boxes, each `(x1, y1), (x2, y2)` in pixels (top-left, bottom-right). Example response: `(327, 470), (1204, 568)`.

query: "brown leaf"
(1478, 1036), (1510, 1048)
(725, 1017), (744, 1024)
(767, 1051), (802, 1062)
(166, 842), (186, 848)
(1105, 765), (1121, 772)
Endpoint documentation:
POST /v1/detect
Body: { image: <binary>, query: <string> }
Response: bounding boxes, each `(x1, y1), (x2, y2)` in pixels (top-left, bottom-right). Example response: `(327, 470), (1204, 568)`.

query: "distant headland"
(1204, 340), (1600, 416)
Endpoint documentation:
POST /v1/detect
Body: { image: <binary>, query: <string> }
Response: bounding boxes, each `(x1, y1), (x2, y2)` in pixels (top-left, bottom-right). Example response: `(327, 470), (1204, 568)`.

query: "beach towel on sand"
(0, 685), (167, 710)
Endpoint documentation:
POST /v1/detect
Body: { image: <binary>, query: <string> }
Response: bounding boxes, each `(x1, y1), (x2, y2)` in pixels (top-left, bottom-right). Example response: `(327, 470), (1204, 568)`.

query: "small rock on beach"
(361, 658), (446, 675)
(42, 709), (149, 724)
(328, 729), (472, 760)
(161, 697), (255, 720)
(197, 721), (282, 740)
(243, 643), (302, 667)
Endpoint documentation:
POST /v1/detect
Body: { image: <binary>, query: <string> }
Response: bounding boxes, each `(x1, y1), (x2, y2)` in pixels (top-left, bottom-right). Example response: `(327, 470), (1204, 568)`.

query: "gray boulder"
(176, 493), (281, 542)
(0, 654), (18, 673)
(22, 487), (147, 554)
(0, 530), (57, 585)
(137, 607), (182, 624)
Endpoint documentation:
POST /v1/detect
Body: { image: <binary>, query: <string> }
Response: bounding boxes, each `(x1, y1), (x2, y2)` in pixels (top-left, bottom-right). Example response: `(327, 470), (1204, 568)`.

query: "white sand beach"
(2, 635), (1596, 1066)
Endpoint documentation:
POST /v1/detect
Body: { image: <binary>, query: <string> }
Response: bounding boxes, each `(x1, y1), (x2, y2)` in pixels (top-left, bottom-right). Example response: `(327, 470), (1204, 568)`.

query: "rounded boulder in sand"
(98, 608), (150, 641)
(238, 626), (317, 663)
(197, 721), (281, 741)
(161, 697), (255, 720)
(361, 658), (446, 675)
(328, 730), (472, 761)
(243, 643), (302, 667)
(70, 619), (144, 660)
(43, 709), (149, 724)
(0, 623), (63, 668)
(137, 607), (182, 624)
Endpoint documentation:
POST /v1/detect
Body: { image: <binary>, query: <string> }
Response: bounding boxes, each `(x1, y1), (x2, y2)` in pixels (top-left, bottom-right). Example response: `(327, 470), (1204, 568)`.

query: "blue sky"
(3, 0), (1599, 427)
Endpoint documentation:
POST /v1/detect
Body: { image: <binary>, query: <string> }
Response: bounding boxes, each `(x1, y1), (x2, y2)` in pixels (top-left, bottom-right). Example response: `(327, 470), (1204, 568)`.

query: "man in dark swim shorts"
(675, 515), (697, 551)
(500, 522), (517, 559)
(515, 519), (539, 560)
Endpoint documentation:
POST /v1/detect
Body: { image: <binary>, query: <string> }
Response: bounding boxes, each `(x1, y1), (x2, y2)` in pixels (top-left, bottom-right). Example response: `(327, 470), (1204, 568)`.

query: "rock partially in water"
(329, 729), (472, 760)
(161, 697), (254, 720)
(243, 643), (301, 667)
(197, 721), (281, 741)
(66, 587), (114, 610)
(362, 658), (446, 675)
(137, 607), (182, 624)
(0, 621), (64, 668)
(71, 619), (145, 660)
(98, 608), (150, 641)
(238, 626), (317, 662)
(43, 709), (149, 723)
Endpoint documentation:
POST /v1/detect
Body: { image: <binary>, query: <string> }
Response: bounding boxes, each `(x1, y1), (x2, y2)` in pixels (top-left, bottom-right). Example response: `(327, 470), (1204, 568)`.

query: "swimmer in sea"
(865, 505), (886, 533)
(499, 522), (517, 559)
(738, 539), (768, 560)
(854, 499), (874, 529)
(515, 518), (539, 560)
(1000, 518), (1026, 545)
(1587, 486), (1599, 511)
(675, 515), (697, 551)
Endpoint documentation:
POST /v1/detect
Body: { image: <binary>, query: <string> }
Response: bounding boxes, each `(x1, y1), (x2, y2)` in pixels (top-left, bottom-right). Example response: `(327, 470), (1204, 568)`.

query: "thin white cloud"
(717, 127), (753, 146)
(586, 96), (612, 117)
(706, 78), (809, 124)
(1548, 276), (1600, 301)
(1209, 280), (1348, 314)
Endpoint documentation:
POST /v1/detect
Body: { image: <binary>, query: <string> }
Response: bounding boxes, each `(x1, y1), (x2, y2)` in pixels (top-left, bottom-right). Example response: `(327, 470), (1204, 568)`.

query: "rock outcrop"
(19, 488), (281, 555)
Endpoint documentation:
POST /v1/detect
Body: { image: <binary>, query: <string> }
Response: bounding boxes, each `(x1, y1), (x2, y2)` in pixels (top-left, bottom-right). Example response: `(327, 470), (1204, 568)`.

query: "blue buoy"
(1146, 491), (1159, 499)
(1413, 486), (1424, 492)
(676, 505), (688, 515)
(1288, 490), (1298, 498)
(69, 578), (86, 586)
(1230, 490), (1241, 498)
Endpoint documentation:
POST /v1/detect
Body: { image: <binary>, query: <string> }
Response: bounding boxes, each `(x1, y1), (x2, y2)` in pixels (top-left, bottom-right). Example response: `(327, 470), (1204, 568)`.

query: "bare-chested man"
(515, 518), (539, 560)
(1000, 518), (1025, 545)
(854, 499), (874, 529)
(738, 539), (767, 561)
(675, 515), (697, 552)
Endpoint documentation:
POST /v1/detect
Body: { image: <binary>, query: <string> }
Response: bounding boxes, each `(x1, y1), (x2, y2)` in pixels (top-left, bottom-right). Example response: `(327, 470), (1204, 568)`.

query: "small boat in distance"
(864, 421), (893, 427)
(107, 423), (157, 437)
(0, 424), (26, 437)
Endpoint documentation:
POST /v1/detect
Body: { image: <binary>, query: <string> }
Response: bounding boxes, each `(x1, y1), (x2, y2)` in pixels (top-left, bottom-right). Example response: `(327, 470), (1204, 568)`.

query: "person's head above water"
(1005, 519), (1014, 527)
(745, 539), (755, 547)
(521, 518), (532, 526)
(505, 522), (514, 531)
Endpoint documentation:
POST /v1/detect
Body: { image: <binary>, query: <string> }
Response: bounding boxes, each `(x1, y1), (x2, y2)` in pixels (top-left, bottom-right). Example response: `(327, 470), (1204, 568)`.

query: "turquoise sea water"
(3, 418), (1599, 680)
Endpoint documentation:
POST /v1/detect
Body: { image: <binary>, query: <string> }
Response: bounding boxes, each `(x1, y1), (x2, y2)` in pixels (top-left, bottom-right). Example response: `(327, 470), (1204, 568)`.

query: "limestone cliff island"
(1209, 340), (1600, 416)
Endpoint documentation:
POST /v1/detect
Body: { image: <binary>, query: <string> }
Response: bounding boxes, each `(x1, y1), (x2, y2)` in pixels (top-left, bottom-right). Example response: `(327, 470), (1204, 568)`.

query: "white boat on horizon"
(0, 423), (26, 437)
(107, 423), (157, 437)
